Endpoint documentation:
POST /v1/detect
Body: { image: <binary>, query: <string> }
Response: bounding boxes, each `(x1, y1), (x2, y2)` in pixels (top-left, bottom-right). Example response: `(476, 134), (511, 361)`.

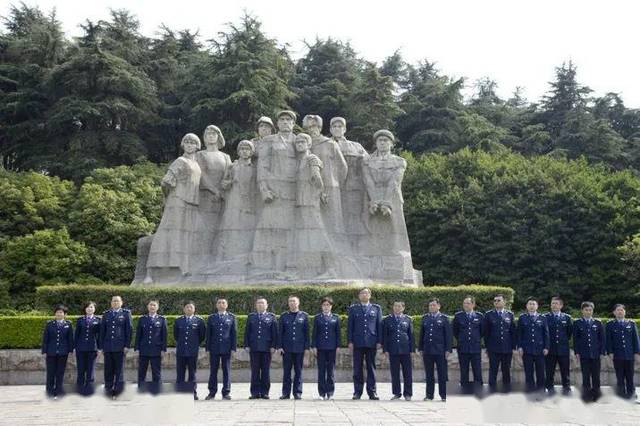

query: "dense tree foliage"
(0, 162), (163, 306)
(403, 149), (640, 311)
(2, 4), (640, 312)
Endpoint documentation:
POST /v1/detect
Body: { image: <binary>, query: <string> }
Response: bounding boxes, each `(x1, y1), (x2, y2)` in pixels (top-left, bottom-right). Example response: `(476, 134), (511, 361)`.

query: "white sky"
(2, 0), (639, 107)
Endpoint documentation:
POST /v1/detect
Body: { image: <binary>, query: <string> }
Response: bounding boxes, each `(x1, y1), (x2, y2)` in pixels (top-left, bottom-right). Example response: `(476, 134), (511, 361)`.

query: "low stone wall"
(1, 349), (636, 385)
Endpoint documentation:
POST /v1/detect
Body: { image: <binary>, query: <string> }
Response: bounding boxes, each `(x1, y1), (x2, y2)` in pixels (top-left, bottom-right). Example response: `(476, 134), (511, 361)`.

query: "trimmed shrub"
(34, 284), (515, 316)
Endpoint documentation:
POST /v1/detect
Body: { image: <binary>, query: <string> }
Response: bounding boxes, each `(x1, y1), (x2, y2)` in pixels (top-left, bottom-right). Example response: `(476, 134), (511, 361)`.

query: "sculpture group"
(133, 111), (421, 286)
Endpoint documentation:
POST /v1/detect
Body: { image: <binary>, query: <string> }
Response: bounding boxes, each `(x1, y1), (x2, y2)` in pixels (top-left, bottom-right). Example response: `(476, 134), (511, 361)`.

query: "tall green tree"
(0, 3), (66, 170)
(41, 21), (159, 181)
(540, 61), (592, 136)
(395, 61), (464, 153)
(292, 38), (362, 133)
(182, 14), (295, 144)
(142, 26), (205, 162)
(346, 62), (402, 146)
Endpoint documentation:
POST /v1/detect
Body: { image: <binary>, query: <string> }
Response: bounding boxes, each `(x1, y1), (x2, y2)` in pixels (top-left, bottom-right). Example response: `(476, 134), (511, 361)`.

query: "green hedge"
(0, 315), (301, 349)
(2, 314), (639, 350)
(34, 284), (514, 316)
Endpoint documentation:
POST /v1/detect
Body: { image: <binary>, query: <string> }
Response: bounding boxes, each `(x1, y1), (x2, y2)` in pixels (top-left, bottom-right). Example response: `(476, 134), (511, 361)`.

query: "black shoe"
(222, 395), (231, 400)
(279, 395), (290, 400)
(423, 396), (432, 401)
(391, 395), (401, 400)
(205, 393), (216, 400)
(441, 398), (446, 402)
(293, 394), (302, 400)
(404, 396), (412, 401)
(369, 393), (379, 400)
(249, 395), (260, 399)
(193, 394), (199, 400)
(326, 394), (334, 400)
(562, 387), (571, 395)
(352, 394), (361, 400)
(261, 395), (270, 399)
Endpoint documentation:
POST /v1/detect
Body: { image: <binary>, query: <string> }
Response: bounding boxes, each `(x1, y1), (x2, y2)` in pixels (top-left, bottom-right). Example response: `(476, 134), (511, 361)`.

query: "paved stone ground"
(0, 383), (639, 425)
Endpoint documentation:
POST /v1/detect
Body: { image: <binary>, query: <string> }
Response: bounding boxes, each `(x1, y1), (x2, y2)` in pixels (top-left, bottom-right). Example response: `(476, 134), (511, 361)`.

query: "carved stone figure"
(361, 129), (415, 282)
(143, 133), (202, 284)
(251, 110), (298, 277)
(133, 113), (422, 286)
(195, 125), (231, 260)
(304, 115), (348, 238)
(251, 116), (275, 154)
(292, 133), (338, 279)
(214, 140), (257, 269)
(331, 117), (369, 254)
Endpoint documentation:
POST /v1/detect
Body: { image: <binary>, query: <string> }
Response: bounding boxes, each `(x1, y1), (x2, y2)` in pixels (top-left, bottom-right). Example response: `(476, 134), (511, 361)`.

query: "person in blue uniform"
(244, 296), (278, 399)
(74, 301), (100, 394)
(278, 295), (310, 399)
(310, 296), (341, 400)
(573, 301), (605, 402)
(41, 304), (74, 398)
(134, 300), (167, 390)
(205, 297), (237, 400)
(347, 287), (383, 400)
(174, 300), (206, 399)
(418, 298), (452, 401)
(517, 297), (549, 392)
(100, 295), (132, 398)
(606, 304), (640, 399)
(452, 296), (484, 392)
(383, 301), (414, 400)
(483, 294), (517, 392)
(543, 296), (572, 394)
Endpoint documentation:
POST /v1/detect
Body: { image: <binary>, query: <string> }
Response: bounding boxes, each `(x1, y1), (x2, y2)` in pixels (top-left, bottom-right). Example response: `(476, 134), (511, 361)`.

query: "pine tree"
(42, 22), (159, 181)
(182, 14), (295, 145)
(395, 61), (464, 153)
(0, 3), (66, 170)
(292, 38), (362, 133)
(347, 62), (401, 146)
(540, 61), (592, 137)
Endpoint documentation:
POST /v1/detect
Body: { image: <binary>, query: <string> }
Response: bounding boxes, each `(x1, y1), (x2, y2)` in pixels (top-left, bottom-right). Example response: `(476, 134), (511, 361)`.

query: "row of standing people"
(42, 290), (640, 402)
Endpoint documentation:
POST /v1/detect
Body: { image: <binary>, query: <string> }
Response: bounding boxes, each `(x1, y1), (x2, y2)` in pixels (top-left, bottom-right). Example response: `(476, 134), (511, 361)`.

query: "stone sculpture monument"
(133, 111), (422, 287)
